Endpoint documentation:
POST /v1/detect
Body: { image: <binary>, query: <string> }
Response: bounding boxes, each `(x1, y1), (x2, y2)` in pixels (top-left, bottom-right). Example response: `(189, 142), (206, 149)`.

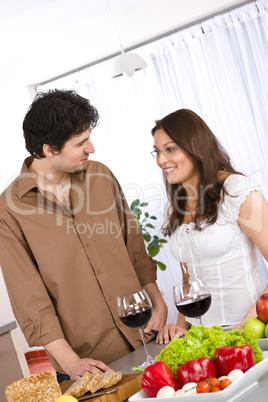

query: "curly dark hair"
(151, 109), (243, 236)
(23, 89), (99, 158)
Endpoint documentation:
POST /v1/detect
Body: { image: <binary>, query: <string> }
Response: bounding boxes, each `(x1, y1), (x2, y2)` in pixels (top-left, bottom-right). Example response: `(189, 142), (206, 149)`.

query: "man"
(0, 89), (167, 382)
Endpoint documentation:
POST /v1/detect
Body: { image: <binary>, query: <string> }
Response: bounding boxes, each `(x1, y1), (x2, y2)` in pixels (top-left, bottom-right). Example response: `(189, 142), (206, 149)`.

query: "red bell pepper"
(214, 345), (255, 377)
(176, 357), (217, 387)
(140, 361), (180, 397)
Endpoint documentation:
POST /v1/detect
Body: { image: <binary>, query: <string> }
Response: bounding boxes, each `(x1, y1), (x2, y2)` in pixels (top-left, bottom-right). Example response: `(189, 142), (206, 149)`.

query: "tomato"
(219, 378), (232, 390)
(196, 382), (210, 393)
(207, 378), (220, 387)
(211, 385), (221, 392)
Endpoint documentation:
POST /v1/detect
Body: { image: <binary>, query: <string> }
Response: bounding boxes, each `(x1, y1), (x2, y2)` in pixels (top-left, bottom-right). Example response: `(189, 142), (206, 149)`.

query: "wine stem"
(138, 328), (154, 362)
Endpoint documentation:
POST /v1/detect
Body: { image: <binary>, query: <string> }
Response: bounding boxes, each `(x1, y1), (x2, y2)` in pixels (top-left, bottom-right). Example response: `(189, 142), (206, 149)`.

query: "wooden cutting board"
(60, 373), (143, 402)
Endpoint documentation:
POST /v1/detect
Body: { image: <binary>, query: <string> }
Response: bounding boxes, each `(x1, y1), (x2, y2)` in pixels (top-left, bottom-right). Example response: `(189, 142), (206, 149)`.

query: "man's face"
(52, 129), (95, 174)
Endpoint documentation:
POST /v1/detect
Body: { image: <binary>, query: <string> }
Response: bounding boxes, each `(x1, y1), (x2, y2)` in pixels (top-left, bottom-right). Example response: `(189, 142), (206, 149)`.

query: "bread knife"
(77, 387), (121, 401)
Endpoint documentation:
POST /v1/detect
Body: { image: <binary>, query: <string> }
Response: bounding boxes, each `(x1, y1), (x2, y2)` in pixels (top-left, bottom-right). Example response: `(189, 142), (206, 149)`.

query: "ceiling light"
(107, 0), (147, 78)
(110, 51), (147, 78)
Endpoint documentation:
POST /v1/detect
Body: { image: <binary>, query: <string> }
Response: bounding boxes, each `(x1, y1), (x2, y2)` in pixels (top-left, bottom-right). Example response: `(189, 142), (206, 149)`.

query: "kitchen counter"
(109, 340), (268, 401)
(0, 320), (17, 335)
(0, 320), (30, 400)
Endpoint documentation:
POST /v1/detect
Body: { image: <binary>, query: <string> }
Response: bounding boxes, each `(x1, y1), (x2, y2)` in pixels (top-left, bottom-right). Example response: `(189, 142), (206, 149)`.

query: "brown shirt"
(0, 157), (156, 373)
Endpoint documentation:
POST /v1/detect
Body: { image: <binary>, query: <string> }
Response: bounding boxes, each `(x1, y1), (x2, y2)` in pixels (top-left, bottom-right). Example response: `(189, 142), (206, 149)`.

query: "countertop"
(0, 320), (17, 336)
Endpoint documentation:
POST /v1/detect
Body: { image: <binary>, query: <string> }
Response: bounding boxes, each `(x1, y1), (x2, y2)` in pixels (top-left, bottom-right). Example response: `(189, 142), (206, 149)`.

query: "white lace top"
(169, 174), (263, 327)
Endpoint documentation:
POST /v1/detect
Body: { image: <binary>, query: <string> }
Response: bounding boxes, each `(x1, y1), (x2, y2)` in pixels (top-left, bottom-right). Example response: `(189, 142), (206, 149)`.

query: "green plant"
(130, 199), (167, 271)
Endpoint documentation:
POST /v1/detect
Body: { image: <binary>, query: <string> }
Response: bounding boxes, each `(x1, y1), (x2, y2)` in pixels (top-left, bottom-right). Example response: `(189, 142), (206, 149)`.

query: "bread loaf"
(63, 371), (92, 396)
(5, 371), (61, 401)
(102, 371), (122, 389)
(74, 369), (102, 396)
(63, 369), (123, 399)
(88, 369), (115, 393)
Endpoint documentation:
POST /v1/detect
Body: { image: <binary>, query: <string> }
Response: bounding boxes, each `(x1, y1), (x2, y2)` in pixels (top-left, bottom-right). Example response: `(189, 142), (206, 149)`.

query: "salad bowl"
(129, 351), (268, 402)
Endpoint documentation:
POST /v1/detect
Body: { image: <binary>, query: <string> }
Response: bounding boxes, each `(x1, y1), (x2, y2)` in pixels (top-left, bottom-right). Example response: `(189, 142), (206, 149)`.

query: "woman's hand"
(156, 323), (186, 345)
(233, 322), (244, 331)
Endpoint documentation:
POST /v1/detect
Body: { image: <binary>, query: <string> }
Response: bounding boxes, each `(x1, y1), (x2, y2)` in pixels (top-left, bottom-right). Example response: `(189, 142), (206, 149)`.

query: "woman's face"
(153, 128), (199, 191)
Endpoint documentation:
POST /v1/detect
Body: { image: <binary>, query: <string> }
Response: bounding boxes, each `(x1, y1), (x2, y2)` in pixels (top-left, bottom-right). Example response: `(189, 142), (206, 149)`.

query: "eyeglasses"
(151, 146), (180, 158)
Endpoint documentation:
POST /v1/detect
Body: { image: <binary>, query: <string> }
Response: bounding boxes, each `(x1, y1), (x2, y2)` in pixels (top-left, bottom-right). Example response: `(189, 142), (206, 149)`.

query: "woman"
(151, 109), (268, 344)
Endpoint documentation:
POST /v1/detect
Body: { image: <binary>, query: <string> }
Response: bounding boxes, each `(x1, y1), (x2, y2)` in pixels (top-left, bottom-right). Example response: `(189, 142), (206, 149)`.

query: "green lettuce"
(155, 325), (263, 374)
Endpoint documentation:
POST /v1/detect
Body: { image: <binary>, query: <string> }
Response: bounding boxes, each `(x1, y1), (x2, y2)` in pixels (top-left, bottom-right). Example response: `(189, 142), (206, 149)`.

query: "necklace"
(183, 209), (196, 225)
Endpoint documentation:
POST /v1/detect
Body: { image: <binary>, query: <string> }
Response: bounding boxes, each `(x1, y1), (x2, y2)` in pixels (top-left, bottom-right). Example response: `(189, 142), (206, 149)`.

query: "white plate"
(257, 338), (268, 351)
(129, 351), (268, 402)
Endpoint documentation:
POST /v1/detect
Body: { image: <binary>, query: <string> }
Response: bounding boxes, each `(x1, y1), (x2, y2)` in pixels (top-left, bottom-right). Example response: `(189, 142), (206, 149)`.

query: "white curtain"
(38, 0), (268, 324)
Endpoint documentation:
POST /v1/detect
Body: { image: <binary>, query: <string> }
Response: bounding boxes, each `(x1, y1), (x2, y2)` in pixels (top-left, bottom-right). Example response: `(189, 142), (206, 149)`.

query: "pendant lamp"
(107, 0), (147, 78)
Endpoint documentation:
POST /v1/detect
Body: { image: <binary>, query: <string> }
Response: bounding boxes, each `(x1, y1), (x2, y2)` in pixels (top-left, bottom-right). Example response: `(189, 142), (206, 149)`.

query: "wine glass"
(116, 289), (155, 369)
(173, 278), (211, 325)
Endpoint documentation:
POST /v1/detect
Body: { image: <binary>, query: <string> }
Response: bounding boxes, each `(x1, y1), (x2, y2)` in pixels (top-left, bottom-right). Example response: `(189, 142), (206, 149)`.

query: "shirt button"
(109, 296), (113, 301)
(98, 270), (102, 274)
(118, 323), (122, 327)
(86, 243), (90, 248)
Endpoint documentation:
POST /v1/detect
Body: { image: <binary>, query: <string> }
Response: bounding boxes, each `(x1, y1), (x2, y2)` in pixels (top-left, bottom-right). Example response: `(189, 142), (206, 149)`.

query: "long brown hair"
(151, 109), (243, 236)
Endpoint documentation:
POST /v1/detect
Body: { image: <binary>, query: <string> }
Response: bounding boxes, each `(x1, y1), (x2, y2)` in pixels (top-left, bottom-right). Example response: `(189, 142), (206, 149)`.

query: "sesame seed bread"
(62, 369), (123, 399)
(74, 369), (102, 397)
(5, 371), (62, 402)
(102, 371), (123, 389)
(63, 371), (92, 396)
(88, 369), (116, 393)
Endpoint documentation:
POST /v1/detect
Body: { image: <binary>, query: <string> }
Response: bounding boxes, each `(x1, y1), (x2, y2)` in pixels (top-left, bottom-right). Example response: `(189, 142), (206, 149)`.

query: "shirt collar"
(17, 156), (38, 199)
(17, 156), (86, 199)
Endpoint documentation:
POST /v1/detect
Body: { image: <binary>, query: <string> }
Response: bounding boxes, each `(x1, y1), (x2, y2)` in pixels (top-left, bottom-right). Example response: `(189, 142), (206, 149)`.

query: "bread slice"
(74, 369), (102, 397)
(5, 371), (62, 402)
(102, 371), (122, 389)
(89, 369), (116, 393)
(63, 371), (92, 396)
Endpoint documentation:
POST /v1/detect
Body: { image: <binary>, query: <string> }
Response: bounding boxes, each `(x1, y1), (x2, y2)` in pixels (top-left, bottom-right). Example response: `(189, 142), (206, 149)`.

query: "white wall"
(0, 0), (250, 352)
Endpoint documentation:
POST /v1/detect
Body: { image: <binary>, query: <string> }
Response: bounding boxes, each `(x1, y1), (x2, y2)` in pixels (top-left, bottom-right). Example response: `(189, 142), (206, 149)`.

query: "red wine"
(119, 307), (152, 328)
(176, 294), (211, 318)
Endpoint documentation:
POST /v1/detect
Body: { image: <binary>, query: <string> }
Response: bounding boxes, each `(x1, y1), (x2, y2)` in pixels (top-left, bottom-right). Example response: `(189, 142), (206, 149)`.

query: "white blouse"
(169, 174), (263, 327)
